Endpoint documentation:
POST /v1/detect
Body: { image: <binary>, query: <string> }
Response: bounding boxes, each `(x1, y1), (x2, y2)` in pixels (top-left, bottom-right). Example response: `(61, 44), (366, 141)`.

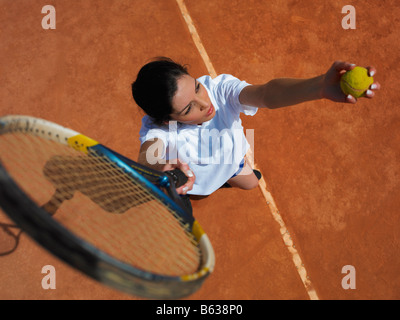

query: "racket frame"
(0, 115), (215, 299)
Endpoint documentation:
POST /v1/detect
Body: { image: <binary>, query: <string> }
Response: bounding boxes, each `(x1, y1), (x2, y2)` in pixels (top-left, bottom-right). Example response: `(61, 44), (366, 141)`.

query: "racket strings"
(0, 131), (201, 276)
(43, 154), (154, 212)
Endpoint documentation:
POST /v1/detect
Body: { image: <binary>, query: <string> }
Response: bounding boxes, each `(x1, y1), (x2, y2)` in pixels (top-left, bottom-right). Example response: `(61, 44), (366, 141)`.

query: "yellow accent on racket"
(67, 134), (98, 153)
(192, 220), (205, 241)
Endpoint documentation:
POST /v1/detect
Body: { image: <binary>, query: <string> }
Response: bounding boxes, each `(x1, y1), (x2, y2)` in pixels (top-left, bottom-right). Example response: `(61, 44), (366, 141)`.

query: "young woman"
(131, 58), (379, 196)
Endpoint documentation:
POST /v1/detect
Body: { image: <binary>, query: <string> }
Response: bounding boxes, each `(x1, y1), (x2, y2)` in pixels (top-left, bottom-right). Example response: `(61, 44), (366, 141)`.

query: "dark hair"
(131, 57), (189, 125)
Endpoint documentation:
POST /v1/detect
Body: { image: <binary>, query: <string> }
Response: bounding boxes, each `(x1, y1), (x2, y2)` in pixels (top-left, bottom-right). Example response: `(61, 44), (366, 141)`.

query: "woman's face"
(169, 75), (215, 125)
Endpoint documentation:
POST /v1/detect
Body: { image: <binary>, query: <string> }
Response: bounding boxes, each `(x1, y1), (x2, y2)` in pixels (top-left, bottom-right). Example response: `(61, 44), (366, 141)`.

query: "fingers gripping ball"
(340, 66), (374, 98)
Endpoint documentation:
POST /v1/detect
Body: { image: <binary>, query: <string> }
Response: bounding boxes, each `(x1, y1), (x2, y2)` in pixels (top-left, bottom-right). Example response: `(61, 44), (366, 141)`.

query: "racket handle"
(165, 169), (188, 188)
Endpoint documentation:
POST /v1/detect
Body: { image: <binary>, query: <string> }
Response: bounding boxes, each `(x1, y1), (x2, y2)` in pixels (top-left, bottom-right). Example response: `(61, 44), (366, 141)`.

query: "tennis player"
(131, 58), (379, 196)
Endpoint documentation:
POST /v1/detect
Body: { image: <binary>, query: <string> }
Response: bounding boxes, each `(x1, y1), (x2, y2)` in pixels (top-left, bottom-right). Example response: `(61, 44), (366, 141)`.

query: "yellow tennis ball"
(340, 66), (374, 98)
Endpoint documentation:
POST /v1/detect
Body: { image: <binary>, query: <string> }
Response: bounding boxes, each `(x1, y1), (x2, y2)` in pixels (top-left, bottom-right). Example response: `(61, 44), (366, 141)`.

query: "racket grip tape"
(165, 169), (188, 188)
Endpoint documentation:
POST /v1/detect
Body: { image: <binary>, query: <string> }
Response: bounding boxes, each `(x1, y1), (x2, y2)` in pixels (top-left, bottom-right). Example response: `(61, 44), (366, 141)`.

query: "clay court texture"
(1, 0), (399, 300)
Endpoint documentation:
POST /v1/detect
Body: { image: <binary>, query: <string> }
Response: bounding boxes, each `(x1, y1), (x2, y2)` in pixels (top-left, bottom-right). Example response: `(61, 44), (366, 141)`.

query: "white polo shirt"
(139, 74), (258, 195)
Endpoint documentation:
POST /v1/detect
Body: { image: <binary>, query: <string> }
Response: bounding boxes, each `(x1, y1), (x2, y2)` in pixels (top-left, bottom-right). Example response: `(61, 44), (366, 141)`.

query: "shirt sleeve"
(138, 116), (169, 156)
(216, 74), (258, 116)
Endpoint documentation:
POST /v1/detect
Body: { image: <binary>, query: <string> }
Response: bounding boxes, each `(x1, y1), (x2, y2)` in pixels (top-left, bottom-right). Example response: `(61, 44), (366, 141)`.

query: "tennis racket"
(0, 115), (215, 299)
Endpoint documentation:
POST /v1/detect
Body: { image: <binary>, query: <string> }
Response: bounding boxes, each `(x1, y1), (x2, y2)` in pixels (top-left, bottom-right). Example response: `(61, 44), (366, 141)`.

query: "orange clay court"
(0, 0), (399, 300)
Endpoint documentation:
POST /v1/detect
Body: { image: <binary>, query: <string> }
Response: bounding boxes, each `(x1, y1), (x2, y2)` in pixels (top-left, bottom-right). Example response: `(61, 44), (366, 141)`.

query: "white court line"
(246, 148), (319, 300)
(175, 0), (319, 300)
(175, 0), (217, 78)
